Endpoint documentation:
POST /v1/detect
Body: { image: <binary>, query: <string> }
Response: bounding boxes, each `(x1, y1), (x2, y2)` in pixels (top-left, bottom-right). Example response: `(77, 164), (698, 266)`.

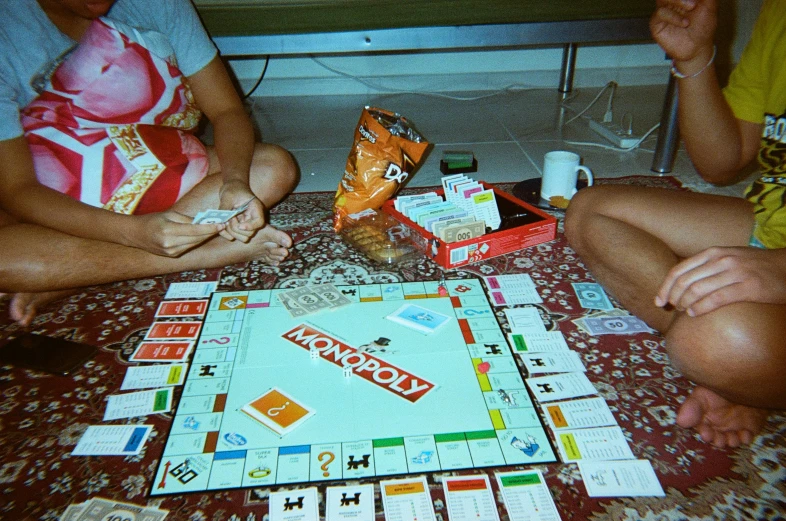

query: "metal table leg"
(651, 73), (680, 173)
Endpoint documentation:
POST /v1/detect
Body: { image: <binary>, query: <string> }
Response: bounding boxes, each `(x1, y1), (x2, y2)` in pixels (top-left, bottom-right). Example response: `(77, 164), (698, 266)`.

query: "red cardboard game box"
(382, 182), (557, 269)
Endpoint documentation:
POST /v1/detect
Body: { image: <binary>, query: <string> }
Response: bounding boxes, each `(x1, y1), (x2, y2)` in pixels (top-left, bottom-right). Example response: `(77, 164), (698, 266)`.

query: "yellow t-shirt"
(723, 0), (786, 248)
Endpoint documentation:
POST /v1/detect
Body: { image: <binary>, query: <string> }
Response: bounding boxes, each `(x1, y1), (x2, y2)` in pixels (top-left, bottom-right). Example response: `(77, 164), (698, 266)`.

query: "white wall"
(223, 0), (762, 97)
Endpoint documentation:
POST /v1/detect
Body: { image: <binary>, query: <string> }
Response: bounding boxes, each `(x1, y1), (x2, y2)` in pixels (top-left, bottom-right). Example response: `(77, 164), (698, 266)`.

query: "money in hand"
(192, 198), (253, 224)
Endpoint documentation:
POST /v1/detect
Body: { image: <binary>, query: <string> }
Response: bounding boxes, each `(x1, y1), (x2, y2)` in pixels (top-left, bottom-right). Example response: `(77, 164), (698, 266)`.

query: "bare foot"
(6, 289), (77, 327)
(676, 385), (769, 448)
(251, 225), (292, 266)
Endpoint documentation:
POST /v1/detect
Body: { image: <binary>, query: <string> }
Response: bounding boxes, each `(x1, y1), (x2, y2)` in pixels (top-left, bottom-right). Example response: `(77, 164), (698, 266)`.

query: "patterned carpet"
(0, 177), (784, 521)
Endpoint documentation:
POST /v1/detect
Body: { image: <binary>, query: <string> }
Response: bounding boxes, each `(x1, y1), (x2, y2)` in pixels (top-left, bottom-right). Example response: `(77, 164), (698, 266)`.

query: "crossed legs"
(1, 143), (299, 325)
(565, 185), (786, 447)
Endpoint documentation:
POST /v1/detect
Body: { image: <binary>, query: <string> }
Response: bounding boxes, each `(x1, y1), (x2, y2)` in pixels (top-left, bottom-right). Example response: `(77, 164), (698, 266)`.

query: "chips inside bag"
(333, 107), (429, 231)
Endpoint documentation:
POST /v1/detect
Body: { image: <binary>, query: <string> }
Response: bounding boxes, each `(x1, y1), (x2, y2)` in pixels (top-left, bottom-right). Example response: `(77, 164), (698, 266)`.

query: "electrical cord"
(242, 56), (656, 152)
(310, 56), (545, 101)
(560, 81), (617, 126)
(564, 122), (661, 151)
(242, 56), (270, 99)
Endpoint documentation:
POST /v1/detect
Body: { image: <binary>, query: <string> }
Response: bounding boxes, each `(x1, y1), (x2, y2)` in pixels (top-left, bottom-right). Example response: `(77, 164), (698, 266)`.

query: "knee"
(251, 143), (300, 198)
(564, 186), (606, 251)
(666, 307), (786, 408)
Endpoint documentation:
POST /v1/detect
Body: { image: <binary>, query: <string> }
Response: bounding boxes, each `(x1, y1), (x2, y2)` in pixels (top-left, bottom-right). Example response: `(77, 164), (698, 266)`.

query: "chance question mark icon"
(203, 336), (231, 345)
(318, 451), (335, 477)
(267, 401), (290, 416)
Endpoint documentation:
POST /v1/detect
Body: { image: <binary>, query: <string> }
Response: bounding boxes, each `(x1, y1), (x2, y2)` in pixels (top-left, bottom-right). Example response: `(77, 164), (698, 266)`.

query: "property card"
(145, 321), (202, 341)
(164, 281), (218, 299)
(508, 332), (569, 353)
(241, 387), (315, 436)
(269, 487), (319, 521)
(399, 197), (443, 218)
(442, 475), (500, 521)
(526, 372), (598, 403)
(130, 341), (194, 362)
(120, 364), (187, 390)
(470, 189), (502, 230)
(72, 424), (153, 456)
(386, 303), (451, 334)
(519, 351), (586, 374)
(578, 459), (665, 497)
(543, 397), (618, 431)
(555, 426), (635, 463)
(442, 173), (469, 195)
(394, 192), (440, 212)
(495, 470), (562, 521)
(103, 388), (173, 420)
(155, 299), (209, 318)
(485, 275), (542, 305)
(503, 307), (547, 334)
(326, 484), (375, 521)
(572, 282), (614, 311)
(380, 476), (437, 521)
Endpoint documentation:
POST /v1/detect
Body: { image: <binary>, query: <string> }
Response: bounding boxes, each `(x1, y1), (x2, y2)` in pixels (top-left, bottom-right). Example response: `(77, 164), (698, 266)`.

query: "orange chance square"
(249, 389), (310, 428)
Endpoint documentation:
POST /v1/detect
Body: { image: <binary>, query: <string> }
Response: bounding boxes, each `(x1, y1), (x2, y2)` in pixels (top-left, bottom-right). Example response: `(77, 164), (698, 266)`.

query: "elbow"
(695, 161), (755, 187)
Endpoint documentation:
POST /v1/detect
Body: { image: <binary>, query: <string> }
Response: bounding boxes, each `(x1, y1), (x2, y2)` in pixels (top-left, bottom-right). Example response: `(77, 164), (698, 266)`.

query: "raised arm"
(650, 0), (761, 184)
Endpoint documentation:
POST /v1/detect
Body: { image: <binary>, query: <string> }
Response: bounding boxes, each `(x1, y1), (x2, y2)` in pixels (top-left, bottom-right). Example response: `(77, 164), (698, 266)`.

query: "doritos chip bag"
(333, 107), (429, 231)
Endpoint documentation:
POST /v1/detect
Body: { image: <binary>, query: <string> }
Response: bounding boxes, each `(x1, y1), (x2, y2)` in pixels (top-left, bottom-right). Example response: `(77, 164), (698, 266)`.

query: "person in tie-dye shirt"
(0, 0), (299, 326)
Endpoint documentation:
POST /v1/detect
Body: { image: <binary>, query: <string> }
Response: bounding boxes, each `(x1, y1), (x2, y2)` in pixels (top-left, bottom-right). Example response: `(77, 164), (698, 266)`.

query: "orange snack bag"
(333, 107), (429, 231)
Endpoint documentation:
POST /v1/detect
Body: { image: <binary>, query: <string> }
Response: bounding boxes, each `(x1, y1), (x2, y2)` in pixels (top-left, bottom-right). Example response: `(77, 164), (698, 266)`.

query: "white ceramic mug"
(539, 151), (593, 201)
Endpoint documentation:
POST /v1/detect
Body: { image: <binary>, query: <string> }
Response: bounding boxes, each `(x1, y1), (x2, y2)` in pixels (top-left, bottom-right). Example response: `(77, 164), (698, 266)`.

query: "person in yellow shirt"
(565, 0), (786, 447)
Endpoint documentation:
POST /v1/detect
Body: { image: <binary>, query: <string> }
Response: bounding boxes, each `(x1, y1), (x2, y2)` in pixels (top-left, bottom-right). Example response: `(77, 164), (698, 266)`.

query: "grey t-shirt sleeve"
(0, 0), (218, 142)
(0, 63), (23, 141)
(134, 0), (218, 77)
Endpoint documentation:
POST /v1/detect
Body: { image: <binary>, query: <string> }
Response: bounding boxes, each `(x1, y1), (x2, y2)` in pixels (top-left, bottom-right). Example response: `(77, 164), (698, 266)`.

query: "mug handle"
(570, 166), (594, 195)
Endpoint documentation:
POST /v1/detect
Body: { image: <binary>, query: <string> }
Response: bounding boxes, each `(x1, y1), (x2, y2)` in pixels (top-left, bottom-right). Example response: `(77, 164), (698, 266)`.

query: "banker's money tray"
(382, 181), (557, 270)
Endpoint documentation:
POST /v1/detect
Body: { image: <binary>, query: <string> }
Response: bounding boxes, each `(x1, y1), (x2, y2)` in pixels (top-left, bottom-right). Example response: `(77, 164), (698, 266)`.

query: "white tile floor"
(245, 84), (758, 198)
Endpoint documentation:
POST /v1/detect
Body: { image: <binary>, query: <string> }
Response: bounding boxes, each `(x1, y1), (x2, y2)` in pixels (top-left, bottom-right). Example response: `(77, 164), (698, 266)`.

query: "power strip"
(588, 118), (641, 148)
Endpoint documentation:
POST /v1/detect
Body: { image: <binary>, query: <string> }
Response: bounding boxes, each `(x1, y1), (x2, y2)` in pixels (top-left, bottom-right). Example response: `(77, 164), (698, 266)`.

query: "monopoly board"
(151, 280), (557, 495)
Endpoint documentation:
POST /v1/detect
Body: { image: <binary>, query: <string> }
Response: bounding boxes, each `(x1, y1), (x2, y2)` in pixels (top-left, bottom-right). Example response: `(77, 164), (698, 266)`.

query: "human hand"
(655, 246), (786, 316)
(218, 179), (266, 242)
(134, 210), (224, 257)
(650, 0), (717, 63)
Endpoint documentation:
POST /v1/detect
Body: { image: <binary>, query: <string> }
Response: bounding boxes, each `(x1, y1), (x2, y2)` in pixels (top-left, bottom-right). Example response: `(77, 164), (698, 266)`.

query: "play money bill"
(192, 199), (252, 224)
(442, 220), (486, 243)
(310, 283), (352, 309)
(68, 497), (168, 521)
(572, 282), (614, 310)
(276, 292), (309, 317)
(583, 316), (653, 336)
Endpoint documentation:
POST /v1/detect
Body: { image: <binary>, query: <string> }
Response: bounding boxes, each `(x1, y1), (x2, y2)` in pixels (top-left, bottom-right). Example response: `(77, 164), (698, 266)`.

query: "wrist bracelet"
(671, 45), (717, 79)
